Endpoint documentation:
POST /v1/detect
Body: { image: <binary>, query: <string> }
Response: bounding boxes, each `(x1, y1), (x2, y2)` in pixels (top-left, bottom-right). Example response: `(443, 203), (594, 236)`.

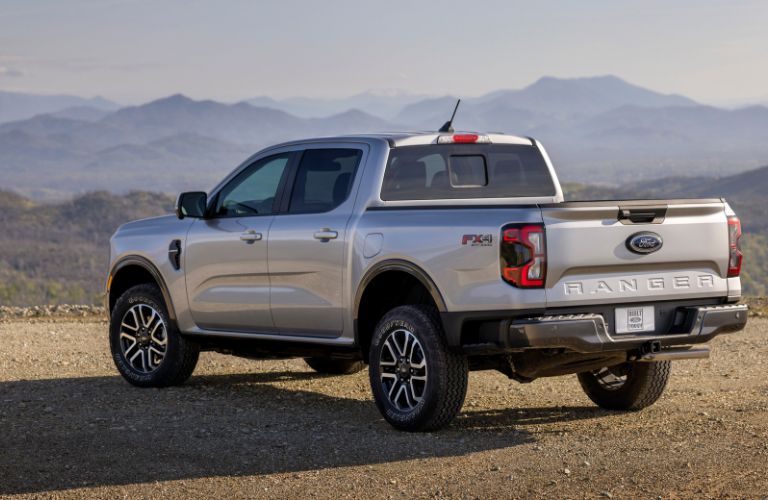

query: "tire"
(109, 284), (199, 388)
(304, 357), (365, 375)
(368, 305), (468, 432)
(577, 360), (671, 411)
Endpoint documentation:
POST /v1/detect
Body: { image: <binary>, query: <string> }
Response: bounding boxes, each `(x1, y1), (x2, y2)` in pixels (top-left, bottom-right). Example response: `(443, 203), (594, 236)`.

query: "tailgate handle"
(618, 206), (667, 224)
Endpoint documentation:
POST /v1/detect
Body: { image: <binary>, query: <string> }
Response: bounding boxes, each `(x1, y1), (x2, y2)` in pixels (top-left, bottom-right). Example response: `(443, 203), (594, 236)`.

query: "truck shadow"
(0, 371), (605, 494)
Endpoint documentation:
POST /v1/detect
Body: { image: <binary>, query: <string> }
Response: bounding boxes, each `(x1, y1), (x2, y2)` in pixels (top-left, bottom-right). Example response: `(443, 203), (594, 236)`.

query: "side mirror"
(176, 191), (207, 219)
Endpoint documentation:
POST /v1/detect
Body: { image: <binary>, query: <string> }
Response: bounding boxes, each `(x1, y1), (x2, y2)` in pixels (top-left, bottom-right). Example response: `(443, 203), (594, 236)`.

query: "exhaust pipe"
(637, 345), (710, 362)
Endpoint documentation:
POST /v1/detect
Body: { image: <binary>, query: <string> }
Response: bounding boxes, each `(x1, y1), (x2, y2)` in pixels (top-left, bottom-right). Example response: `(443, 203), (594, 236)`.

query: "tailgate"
(542, 199), (730, 307)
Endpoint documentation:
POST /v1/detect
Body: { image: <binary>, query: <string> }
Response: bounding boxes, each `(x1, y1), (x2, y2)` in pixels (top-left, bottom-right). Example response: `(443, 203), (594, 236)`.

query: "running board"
(637, 346), (710, 362)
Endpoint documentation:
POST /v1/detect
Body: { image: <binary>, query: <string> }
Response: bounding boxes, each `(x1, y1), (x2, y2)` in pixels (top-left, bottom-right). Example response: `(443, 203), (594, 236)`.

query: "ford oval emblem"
(626, 232), (663, 254)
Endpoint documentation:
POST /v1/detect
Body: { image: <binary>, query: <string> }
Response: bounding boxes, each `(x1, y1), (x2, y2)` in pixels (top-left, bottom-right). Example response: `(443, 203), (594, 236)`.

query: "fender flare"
(353, 259), (447, 343)
(108, 256), (177, 321)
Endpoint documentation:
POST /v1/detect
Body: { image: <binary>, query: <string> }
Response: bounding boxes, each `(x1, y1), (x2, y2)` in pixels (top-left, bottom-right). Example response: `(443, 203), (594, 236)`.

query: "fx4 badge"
(462, 234), (493, 247)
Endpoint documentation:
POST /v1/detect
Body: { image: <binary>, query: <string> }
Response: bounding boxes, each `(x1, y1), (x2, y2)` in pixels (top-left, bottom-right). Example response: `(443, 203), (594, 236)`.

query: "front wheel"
(577, 361), (671, 411)
(368, 305), (468, 432)
(109, 284), (200, 387)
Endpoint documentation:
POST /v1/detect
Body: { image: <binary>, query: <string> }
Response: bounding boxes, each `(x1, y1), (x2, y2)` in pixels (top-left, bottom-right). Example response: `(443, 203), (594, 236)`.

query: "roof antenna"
(438, 99), (461, 133)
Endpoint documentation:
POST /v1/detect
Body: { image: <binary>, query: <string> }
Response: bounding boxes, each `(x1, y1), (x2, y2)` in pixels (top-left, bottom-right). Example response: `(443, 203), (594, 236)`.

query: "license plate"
(615, 306), (655, 334)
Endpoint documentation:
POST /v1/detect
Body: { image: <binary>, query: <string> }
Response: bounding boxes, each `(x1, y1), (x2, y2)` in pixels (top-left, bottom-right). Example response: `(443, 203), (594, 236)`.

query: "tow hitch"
(637, 343), (710, 362)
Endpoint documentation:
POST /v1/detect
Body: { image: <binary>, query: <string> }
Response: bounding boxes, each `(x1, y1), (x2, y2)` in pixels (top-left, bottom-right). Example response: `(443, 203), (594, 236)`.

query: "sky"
(0, 0), (766, 105)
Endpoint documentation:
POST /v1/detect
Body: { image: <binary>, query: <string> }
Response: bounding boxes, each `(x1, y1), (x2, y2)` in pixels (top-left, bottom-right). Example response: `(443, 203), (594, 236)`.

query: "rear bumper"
(444, 303), (748, 355)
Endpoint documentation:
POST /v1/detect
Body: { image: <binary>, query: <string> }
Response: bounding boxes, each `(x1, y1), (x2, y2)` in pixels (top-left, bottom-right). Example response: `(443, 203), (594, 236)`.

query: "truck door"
(267, 146), (367, 336)
(184, 152), (295, 332)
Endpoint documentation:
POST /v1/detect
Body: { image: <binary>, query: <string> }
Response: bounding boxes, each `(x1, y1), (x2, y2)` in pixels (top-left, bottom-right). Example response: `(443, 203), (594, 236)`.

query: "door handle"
(313, 229), (338, 241)
(240, 230), (263, 242)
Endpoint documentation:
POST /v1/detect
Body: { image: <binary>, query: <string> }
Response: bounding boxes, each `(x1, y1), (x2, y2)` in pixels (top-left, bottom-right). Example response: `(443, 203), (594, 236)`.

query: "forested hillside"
(0, 191), (173, 305)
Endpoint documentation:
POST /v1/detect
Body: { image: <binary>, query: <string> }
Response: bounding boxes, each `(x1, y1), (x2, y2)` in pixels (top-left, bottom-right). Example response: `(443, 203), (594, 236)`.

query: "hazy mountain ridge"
(2, 75), (768, 199)
(0, 95), (404, 199)
(247, 90), (431, 120)
(0, 90), (119, 124)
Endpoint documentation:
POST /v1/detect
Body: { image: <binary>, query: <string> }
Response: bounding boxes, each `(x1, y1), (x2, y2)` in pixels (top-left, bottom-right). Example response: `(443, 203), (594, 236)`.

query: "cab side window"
(288, 149), (362, 214)
(214, 154), (291, 217)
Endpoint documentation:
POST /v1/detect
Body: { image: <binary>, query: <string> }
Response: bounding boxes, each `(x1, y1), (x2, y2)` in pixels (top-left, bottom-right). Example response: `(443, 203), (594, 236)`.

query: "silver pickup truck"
(106, 131), (748, 431)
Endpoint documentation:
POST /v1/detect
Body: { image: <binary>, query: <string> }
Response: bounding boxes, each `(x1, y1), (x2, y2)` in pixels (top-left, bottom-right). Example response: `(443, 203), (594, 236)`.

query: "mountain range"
(0, 90), (119, 124)
(2, 75), (768, 199)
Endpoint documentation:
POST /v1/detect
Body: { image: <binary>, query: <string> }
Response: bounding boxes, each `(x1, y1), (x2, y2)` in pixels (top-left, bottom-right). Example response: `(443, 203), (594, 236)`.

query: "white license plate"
(615, 306), (655, 334)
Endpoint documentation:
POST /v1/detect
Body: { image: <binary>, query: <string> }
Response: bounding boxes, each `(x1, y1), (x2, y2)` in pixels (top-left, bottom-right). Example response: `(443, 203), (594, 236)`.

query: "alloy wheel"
(119, 304), (168, 373)
(378, 328), (428, 411)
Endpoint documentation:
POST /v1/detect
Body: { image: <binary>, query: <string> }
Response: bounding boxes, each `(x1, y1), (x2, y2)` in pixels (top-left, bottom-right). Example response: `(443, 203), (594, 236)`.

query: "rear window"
(381, 144), (556, 201)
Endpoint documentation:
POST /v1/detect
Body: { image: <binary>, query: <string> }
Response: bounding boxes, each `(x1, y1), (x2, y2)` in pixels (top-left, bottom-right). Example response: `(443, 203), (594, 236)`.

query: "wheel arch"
(354, 259), (447, 360)
(108, 256), (177, 321)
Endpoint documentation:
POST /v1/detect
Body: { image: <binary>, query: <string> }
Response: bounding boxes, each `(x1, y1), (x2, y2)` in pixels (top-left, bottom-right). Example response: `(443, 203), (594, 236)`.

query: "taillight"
(501, 224), (546, 288)
(727, 216), (742, 277)
(437, 134), (491, 144)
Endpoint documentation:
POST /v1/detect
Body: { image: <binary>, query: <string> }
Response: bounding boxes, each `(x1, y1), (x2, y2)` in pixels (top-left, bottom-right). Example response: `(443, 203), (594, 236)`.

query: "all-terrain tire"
(578, 361), (671, 411)
(304, 357), (365, 375)
(369, 305), (468, 431)
(109, 284), (199, 387)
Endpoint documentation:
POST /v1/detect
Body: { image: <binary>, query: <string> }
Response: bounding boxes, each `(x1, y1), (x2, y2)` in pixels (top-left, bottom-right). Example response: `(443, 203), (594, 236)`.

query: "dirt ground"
(0, 317), (766, 499)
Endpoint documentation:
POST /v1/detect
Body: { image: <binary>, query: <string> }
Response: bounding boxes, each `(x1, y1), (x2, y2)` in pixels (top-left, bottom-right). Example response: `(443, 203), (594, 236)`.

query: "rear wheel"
(109, 284), (199, 387)
(577, 361), (671, 410)
(368, 305), (468, 432)
(304, 357), (365, 375)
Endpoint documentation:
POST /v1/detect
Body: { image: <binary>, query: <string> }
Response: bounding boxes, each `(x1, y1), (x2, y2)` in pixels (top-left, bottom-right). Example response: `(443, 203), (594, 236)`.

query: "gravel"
(0, 317), (766, 498)
(0, 304), (105, 320)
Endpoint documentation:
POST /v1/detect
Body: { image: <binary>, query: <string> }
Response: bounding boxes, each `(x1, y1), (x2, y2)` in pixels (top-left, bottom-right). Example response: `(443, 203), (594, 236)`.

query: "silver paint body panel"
(108, 132), (741, 347)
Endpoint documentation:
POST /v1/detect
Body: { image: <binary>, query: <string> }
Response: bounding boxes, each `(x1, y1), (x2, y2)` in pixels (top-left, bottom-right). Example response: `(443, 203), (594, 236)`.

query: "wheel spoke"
(151, 328), (167, 347)
(148, 347), (164, 368)
(139, 305), (151, 328)
(129, 308), (140, 329)
(381, 339), (398, 365)
(123, 340), (138, 358)
(139, 350), (148, 372)
(401, 332), (413, 360)
(405, 379), (419, 406)
(149, 317), (163, 335)
(393, 384), (407, 409)
(121, 322), (138, 332)
(393, 330), (407, 357)
(149, 344), (166, 357)
(120, 332), (137, 342)
(129, 347), (142, 364)
(145, 309), (158, 331)
(388, 378), (401, 399)
(406, 333), (417, 362)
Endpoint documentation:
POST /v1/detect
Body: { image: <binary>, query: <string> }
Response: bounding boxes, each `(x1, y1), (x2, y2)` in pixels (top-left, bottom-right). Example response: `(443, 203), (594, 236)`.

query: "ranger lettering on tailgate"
(564, 274), (717, 295)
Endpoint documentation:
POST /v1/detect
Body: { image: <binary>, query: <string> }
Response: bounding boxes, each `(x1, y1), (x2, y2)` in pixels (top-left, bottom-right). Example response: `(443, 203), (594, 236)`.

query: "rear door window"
(287, 148), (362, 214)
